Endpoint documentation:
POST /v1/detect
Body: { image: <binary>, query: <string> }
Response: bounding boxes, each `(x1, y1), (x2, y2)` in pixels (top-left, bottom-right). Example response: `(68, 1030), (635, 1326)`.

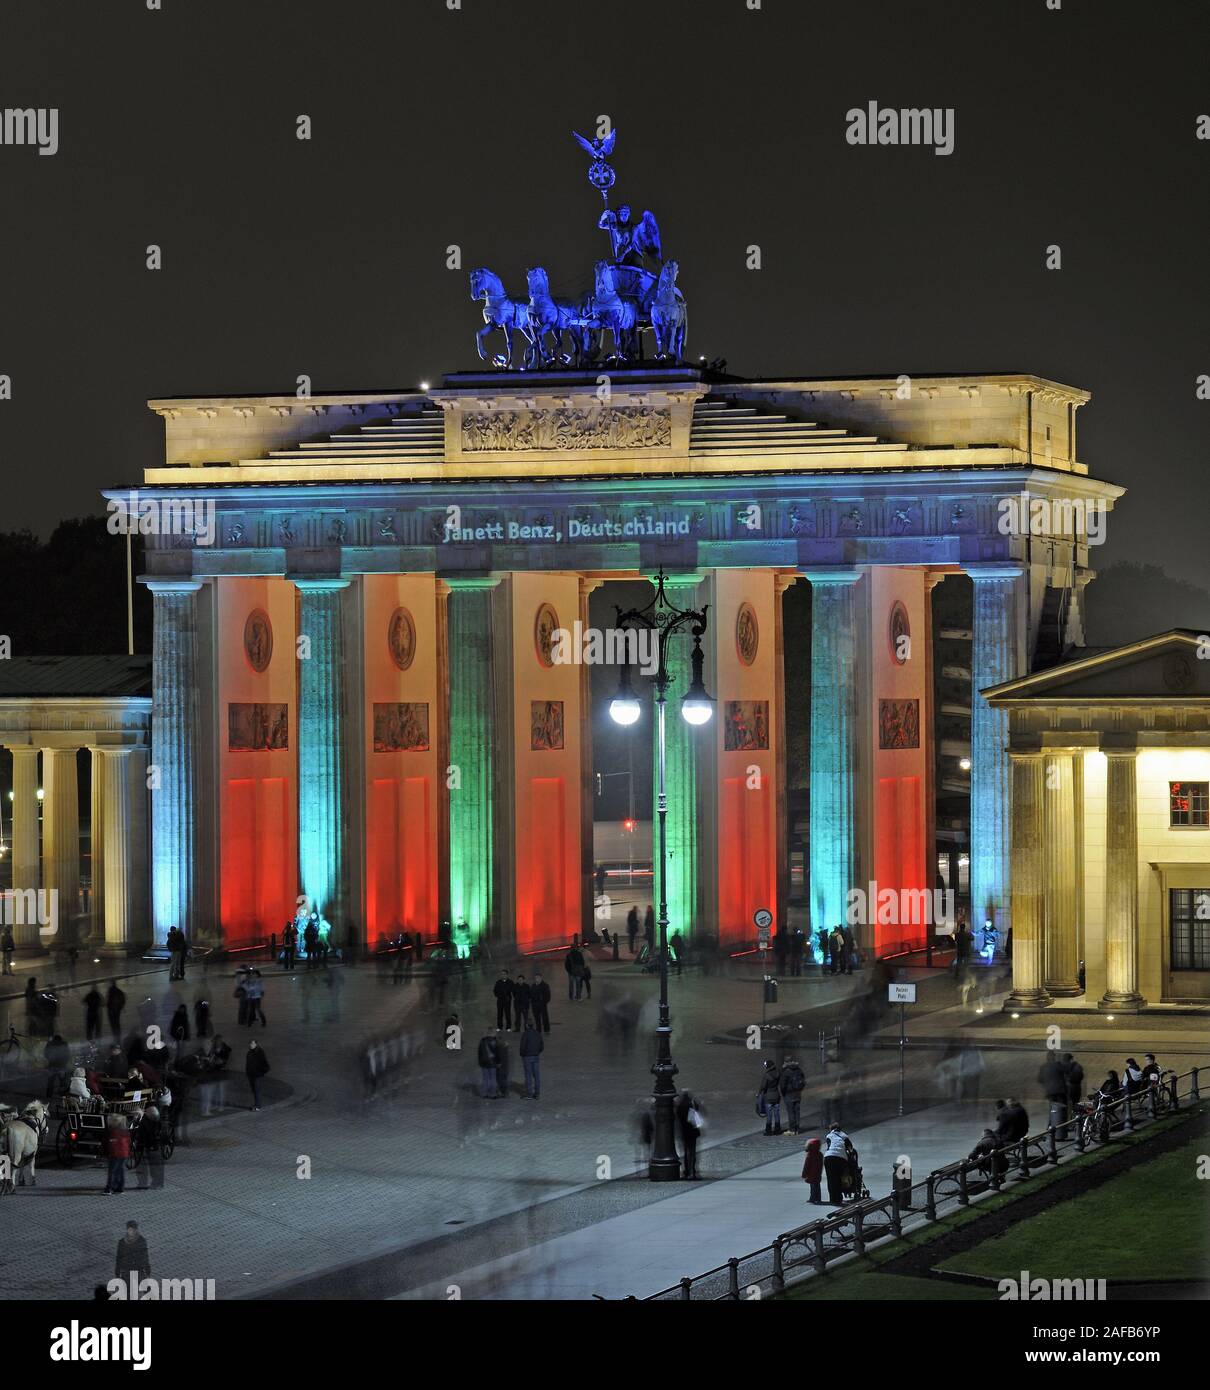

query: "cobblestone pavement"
(0, 952), (1202, 1300)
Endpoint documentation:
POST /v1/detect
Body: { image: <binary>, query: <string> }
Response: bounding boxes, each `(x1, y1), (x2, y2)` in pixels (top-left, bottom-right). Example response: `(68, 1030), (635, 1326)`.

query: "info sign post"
(755, 909), (773, 1026)
(888, 981), (917, 1116)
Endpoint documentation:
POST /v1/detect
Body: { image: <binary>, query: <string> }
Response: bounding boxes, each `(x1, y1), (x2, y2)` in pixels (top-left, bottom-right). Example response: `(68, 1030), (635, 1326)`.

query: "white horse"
(0, 1100), (47, 1192)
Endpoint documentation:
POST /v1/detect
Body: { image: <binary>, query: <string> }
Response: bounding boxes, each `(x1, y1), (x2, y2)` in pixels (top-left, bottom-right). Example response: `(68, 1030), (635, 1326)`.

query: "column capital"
(143, 578), (204, 595)
(773, 572), (800, 595)
(1100, 740), (1139, 758)
(643, 570), (705, 588)
(442, 574), (502, 591)
(799, 567), (862, 587)
(964, 565), (1025, 582)
(292, 578), (351, 593)
(578, 576), (605, 597)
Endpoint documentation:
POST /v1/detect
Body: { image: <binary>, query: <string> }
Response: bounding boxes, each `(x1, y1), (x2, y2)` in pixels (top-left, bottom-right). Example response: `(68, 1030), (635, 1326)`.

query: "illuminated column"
(1101, 747), (1145, 1011)
(968, 567), (1025, 934)
(1043, 750), (1080, 995)
(8, 746), (41, 951)
(99, 748), (137, 953)
(149, 579), (202, 946)
(446, 577), (500, 942)
(653, 573), (701, 941)
(42, 746), (80, 949)
(579, 576), (601, 944)
(89, 746), (105, 943)
(295, 579), (350, 925)
(1006, 750), (1050, 1008)
(806, 570), (861, 937)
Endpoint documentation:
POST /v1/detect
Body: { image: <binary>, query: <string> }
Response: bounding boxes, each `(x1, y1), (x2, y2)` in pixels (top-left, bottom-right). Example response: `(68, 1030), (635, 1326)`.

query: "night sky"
(1, 0), (1207, 591)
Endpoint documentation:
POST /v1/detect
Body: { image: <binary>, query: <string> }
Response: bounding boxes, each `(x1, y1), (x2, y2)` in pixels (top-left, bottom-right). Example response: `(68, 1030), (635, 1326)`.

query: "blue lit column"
(295, 580), (350, 928)
(805, 570), (861, 939)
(968, 567), (1025, 936)
(148, 579), (202, 947)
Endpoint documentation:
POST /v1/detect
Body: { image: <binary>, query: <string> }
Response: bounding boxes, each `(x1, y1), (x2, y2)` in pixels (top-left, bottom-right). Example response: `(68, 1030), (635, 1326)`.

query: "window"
(1169, 889), (1210, 970)
(1169, 781), (1209, 828)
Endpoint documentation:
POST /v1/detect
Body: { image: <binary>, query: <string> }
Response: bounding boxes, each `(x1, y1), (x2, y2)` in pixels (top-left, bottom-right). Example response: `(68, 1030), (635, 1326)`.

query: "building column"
(99, 748), (136, 954)
(579, 576), (602, 944)
(149, 579), (202, 946)
(805, 570), (861, 938)
(968, 567), (1025, 935)
(653, 572), (702, 942)
(446, 577), (500, 943)
(1006, 750), (1051, 1008)
(1101, 747), (1145, 1011)
(295, 579), (351, 926)
(1043, 750), (1081, 995)
(89, 746), (106, 943)
(8, 746), (41, 951)
(42, 746), (81, 949)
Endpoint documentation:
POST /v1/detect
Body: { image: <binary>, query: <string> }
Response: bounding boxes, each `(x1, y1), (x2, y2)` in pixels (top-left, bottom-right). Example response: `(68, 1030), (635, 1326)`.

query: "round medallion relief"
(1162, 652), (1193, 693)
(889, 601), (911, 665)
(388, 607), (417, 672)
(534, 602), (559, 668)
(736, 602), (759, 667)
(244, 609), (273, 673)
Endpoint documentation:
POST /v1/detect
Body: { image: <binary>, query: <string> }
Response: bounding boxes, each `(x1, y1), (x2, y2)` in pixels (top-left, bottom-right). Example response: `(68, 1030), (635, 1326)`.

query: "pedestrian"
(103, 1113), (130, 1194)
(626, 906), (639, 955)
(170, 1003), (190, 1053)
(531, 971), (551, 1033)
(759, 1059), (783, 1135)
(675, 1089), (703, 1178)
(822, 1123), (851, 1205)
(520, 1020), (543, 1099)
(245, 969), (266, 1027)
(581, 961), (593, 999)
(669, 930), (683, 977)
(477, 1031), (500, 1098)
(828, 926), (844, 975)
(840, 925), (855, 974)
(495, 1033), (511, 1098)
(244, 1039), (270, 1111)
(493, 971), (513, 1031)
(643, 905), (656, 952)
(1062, 1052), (1085, 1111)
(595, 863), (607, 897)
(802, 1136), (824, 1204)
(282, 918), (297, 971)
(1140, 1052), (1161, 1084)
(193, 995), (211, 1038)
(564, 942), (585, 1000)
(0, 926), (13, 976)
(303, 918), (319, 968)
(44, 1032), (70, 1098)
(958, 1043), (985, 1103)
(779, 1056), (806, 1135)
(789, 929), (804, 977)
(1038, 1050), (1068, 1135)
(954, 917), (972, 968)
(114, 1222), (150, 1281)
(325, 967), (343, 1022)
(106, 980), (125, 1039)
(83, 985), (104, 1041)
(1123, 1057), (1145, 1097)
(511, 973), (531, 1030)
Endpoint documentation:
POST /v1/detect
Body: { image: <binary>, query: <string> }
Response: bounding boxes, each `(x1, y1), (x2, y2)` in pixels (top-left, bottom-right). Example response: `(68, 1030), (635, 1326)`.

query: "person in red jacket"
(801, 1136), (824, 1205)
(104, 1114), (131, 1194)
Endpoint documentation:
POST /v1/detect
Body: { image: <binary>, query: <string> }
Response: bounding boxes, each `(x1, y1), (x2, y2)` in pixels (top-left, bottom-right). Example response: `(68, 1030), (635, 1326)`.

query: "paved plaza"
(1, 947), (1203, 1301)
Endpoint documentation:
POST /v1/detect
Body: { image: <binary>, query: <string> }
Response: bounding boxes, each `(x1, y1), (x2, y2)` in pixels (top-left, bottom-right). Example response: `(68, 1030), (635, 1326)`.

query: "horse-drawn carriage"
(53, 1085), (176, 1169)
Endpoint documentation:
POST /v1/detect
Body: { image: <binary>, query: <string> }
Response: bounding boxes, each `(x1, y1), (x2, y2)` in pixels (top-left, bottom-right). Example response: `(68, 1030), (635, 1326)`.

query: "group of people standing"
(478, 1024), (544, 1100)
(492, 971), (552, 1031)
(757, 1057), (807, 1135)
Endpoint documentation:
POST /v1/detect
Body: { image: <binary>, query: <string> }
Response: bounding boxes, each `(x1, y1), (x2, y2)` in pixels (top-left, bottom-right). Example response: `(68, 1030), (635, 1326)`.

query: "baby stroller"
(841, 1137), (870, 1201)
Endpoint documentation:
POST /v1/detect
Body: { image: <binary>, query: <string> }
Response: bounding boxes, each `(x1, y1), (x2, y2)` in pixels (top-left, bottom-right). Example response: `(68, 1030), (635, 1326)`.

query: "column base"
(1004, 988), (1052, 1010)
(1045, 982), (1084, 998)
(1098, 992), (1146, 1014)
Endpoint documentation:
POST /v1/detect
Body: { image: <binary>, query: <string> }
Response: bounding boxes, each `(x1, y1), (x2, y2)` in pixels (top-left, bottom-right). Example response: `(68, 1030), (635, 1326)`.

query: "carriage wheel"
(160, 1132), (176, 1162)
(125, 1140), (142, 1171)
(55, 1119), (75, 1166)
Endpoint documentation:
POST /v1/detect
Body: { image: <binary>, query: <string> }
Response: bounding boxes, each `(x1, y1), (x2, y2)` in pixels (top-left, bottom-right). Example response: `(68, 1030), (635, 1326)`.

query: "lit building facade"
(112, 366), (1117, 960)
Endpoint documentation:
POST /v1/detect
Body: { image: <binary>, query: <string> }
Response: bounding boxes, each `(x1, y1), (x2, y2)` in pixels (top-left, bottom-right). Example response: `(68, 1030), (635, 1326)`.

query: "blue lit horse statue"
(469, 267), (537, 369)
(650, 260), (687, 361)
(525, 267), (596, 367)
(590, 261), (640, 362)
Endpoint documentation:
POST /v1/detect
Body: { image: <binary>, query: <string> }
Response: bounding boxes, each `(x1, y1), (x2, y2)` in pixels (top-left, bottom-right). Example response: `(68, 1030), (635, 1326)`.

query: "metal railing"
(641, 1067), (1200, 1300)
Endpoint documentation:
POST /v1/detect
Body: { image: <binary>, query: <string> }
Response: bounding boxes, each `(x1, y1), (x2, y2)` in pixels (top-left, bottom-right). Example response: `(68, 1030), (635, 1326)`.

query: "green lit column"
(651, 573), (700, 940)
(295, 580), (350, 931)
(446, 577), (500, 947)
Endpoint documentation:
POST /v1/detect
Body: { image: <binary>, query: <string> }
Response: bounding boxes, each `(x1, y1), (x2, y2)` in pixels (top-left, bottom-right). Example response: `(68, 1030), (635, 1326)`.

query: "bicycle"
(0, 1024), (26, 1075)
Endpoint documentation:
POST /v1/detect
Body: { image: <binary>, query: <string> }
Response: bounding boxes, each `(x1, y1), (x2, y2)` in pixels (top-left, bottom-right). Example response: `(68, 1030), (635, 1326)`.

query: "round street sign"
(753, 909), (773, 929)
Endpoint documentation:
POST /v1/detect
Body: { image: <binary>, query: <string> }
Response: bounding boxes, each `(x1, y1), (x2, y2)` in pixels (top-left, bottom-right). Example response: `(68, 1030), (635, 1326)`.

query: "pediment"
(985, 631), (1210, 703)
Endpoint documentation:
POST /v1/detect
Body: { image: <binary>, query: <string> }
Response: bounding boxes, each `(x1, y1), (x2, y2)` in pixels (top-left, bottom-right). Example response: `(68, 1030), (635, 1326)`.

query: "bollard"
(926, 1172), (938, 1221)
(680, 1277), (692, 1301)
(1075, 1114), (1085, 1152)
(890, 1186), (903, 1238)
(727, 1258), (740, 1300)
(1123, 1091), (1134, 1133)
(772, 1237), (785, 1295)
(853, 1206), (866, 1256)
(892, 1160), (913, 1211)
(958, 1163), (970, 1206)
(812, 1224), (827, 1272)
(612, 934), (619, 962)
(1018, 1140), (1030, 1179)
(1047, 1126), (1058, 1165)
(1190, 1068), (1199, 1104)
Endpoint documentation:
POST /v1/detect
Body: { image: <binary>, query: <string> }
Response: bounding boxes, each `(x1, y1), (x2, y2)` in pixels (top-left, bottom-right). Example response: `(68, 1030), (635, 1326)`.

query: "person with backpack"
(779, 1057), (807, 1135)
(477, 1032), (500, 1098)
(759, 1059), (783, 1135)
(675, 1089), (703, 1179)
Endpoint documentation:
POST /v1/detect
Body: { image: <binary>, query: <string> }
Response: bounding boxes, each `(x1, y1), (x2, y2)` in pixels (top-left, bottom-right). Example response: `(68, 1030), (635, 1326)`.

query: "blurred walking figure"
(520, 1020), (543, 1099)
(802, 1136), (824, 1204)
(643, 905), (656, 952)
(779, 1056), (806, 1135)
(103, 1113), (130, 1194)
(759, 1059), (783, 1135)
(83, 986), (104, 1041)
(581, 961), (593, 999)
(478, 1031), (500, 1098)
(325, 967), (343, 1022)
(281, 918), (297, 971)
(531, 972), (552, 1033)
(675, 1089), (703, 1178)
(494, 971), (514, 1030)
(245, 969), (266, 1027)
(0, 927), (13, 975)
(669, 930), (684, 977)
(513, 973), (532, 1030)
(958, 1043), (985, 1103)
(303, 918), (319, 967)
(1038, 1050), (1069, 1134)
(564, 942), (585, 1000)
(632, 1099), (655, 1170)
(169, 1004), (190, 1057)
(193, 996), (211, 1038)
(1062, 1052), (1084, 1114)
(245, 1039), (269, 1111)
(495, 1033), (511, 1098)
(840, 925), (855, 974)
(626, 905), (639, 955)
(828, 926), (845, 975)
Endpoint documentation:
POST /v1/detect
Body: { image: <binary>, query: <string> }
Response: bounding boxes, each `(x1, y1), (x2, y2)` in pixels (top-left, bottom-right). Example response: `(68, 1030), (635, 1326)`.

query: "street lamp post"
(609, 569), (713, 1181)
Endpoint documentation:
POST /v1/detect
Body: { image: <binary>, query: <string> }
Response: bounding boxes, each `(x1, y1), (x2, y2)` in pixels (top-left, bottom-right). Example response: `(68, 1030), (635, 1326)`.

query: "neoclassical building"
(989, 630), (1210, 1008)
(109, 365), (1117, 963)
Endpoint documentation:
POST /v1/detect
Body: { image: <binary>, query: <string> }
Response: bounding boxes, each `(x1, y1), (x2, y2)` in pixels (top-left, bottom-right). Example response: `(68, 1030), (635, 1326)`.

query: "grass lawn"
(938, 1129), (1210, 1283)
